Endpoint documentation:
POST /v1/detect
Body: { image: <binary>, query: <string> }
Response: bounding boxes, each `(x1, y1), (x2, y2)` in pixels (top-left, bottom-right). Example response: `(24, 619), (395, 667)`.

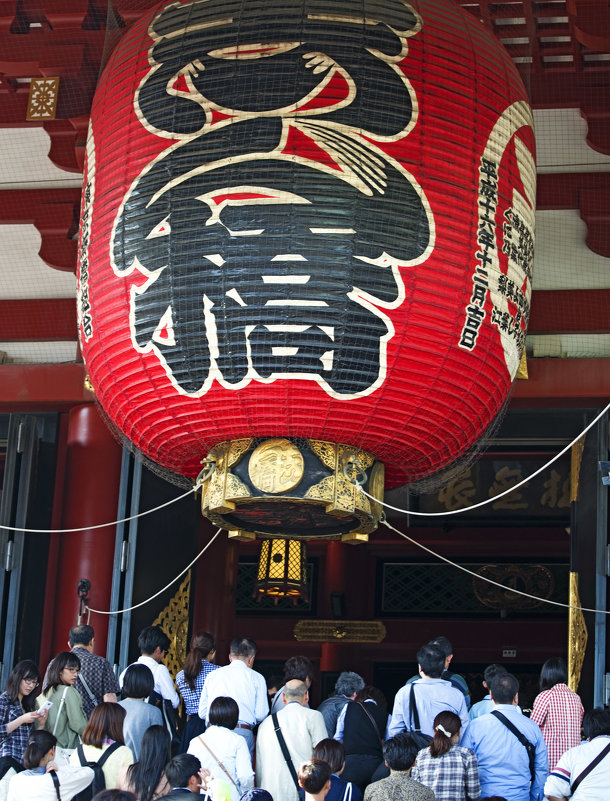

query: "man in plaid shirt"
(42, 625), (120, 717)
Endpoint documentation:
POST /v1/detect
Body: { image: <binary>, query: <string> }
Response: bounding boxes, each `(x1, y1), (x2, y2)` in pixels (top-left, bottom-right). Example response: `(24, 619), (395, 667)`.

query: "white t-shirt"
(119, 655), (179, 708)
(544, 735), (610, 800)
(8, 766), (94, 801)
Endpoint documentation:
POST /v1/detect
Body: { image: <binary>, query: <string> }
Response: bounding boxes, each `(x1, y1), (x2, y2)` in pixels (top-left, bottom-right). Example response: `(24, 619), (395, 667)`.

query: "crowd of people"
(0, 625), (608, 801)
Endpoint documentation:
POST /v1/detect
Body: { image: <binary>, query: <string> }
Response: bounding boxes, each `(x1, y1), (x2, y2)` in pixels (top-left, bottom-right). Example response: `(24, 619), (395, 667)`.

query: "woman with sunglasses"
(38, 652), (88, 763)
(0, 660), (48, 776)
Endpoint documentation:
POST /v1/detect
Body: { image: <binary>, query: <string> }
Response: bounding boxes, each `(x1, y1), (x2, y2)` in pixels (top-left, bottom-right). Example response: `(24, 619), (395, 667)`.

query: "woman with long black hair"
(117, 725), (171, 800)
(0, 660), (47, 775)
(175, 632), (218, 750)
(530, 656), (584, 771)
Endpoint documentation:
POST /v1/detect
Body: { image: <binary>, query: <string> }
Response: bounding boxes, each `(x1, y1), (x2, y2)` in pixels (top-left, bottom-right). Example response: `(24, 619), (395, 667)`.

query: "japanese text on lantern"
(78, 176), (93, 341)
(111, 0), (433, 399)
(459, 102), (535, 380)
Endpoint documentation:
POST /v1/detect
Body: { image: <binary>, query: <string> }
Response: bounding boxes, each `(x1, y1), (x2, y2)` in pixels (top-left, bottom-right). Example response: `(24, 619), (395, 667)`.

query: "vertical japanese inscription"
(111, 0), (434, 399)
(78, 134), (95, 341)
(459, 102), (535, 379)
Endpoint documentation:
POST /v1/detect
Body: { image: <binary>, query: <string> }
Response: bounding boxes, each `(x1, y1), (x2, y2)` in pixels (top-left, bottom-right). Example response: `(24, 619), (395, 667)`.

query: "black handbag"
(408, 684), (433, 750)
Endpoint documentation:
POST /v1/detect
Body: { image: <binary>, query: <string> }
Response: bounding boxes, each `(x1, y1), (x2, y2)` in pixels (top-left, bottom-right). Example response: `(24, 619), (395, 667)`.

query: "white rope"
(85, 528), (222, 616)
(382, 518), (610, 614)
(358, 402), (610, 517)
(0, 482), (202, 534)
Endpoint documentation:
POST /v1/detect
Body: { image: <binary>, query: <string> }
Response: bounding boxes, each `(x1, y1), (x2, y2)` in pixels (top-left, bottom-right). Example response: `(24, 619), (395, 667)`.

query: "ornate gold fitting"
(201, 437), (384, 540)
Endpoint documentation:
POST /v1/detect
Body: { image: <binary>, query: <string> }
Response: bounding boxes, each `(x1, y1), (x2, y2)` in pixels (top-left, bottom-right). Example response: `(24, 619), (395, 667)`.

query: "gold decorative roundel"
(248, 438), (305, 494)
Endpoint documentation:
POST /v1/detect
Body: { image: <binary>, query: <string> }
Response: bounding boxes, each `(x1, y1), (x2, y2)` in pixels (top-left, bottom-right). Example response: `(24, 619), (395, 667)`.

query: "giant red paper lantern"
(78, 0), (535, 495)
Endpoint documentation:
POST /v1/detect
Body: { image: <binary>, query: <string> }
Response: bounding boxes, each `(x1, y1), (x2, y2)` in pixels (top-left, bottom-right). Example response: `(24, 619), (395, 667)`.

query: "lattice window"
(379, 560), (569, 616)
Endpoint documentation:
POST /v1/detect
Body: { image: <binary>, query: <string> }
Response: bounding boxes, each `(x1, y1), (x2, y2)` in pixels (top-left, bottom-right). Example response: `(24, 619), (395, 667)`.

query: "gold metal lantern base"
(201, 437), (384, 540)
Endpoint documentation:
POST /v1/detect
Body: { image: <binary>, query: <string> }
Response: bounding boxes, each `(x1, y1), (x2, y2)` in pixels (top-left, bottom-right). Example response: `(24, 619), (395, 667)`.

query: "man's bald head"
(284, 679), (309, 706)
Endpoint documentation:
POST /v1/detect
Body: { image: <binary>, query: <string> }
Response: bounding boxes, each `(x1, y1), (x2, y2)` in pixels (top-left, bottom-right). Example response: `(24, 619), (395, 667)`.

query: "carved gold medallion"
(248, 438), (305, 494)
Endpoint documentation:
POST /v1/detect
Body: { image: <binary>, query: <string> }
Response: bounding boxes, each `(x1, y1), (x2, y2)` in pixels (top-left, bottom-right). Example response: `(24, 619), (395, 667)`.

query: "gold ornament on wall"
(568, 571), (588, 692)
(294, 620), (386, 643)
(473, 564), (554, 609)
(153, 571), (191, 680)
(27, 77), (60, 120)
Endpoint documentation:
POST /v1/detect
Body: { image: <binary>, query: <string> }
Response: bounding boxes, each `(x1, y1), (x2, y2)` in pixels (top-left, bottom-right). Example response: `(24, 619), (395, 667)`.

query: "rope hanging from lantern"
(1, 403), (607, 535)
(351, 401), (610, 518)
(84, 528), (222, 616)
(380, 518), (610, 616)
(0, 475), (208, 534)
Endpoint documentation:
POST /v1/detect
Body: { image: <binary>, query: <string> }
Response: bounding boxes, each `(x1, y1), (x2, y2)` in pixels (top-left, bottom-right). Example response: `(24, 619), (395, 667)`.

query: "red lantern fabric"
(78, 0), (535, 487)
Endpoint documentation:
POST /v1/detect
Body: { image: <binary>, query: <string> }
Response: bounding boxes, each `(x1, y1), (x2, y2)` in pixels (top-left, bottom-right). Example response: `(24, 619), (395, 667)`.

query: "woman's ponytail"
(23, 730), (56, 769)
(429, 711), (461, 758)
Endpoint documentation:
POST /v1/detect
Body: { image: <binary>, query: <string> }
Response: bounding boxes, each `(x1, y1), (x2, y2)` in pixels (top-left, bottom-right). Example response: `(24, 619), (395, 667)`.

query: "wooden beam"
(512, 358), (610, 407)
(0, 298), (76, 341)
(529, 289), (610, 334)
(0, 363), (91, 410)
(0, 188), (80, 271)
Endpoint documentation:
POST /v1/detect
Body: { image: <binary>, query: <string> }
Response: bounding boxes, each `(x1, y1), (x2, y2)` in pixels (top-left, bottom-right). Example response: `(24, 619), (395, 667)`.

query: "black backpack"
(72, 741), (122, 801)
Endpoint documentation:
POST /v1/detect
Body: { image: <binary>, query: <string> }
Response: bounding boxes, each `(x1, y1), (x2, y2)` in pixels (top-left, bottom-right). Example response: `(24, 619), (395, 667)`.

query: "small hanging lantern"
(254, 538), (308, 604)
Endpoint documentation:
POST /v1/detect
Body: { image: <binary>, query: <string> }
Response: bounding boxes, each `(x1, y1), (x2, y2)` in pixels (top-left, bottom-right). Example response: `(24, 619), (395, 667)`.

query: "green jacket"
(38, 685), (88, 749)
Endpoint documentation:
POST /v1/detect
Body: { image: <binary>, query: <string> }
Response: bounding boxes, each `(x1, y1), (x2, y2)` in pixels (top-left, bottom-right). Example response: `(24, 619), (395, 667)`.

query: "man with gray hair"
(318, 671), (365, 737)
(257, 679), (328, 801)
(198, 636), (268, 756)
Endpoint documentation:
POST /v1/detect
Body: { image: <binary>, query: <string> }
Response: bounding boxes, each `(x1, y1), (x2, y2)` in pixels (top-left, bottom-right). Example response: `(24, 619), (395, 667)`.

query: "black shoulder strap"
(409, 683), (421, 732)
(49, 769), (62, 801)
(358, 702), (382, 745)
(491, 710), (536, 783)
(571, 740), (610, 794)
(77, 744), (87, 766)
(271, 713), (300, 791)
(96, 741), (122, 768)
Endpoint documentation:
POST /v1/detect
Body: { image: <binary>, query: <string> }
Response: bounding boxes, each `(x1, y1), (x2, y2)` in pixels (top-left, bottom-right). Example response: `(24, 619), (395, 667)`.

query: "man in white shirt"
(198, 637), (268, 755)
(544, 707), (610, 801)
(120, 625), (180, 709)
(256, 680), (328, 801)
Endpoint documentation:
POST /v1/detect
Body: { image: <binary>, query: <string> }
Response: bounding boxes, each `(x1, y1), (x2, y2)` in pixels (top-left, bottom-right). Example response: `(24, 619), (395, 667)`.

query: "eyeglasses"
(23, 678), (39, 687)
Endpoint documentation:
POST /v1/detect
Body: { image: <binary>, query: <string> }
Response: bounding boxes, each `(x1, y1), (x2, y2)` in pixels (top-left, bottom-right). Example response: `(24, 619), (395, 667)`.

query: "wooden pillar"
(320, 540), (346, 672)
(41, 405), (121, 661)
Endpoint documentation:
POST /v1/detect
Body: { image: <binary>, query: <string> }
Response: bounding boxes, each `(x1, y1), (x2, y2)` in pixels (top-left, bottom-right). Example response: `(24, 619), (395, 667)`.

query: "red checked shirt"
(530, 682), (584, 770)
